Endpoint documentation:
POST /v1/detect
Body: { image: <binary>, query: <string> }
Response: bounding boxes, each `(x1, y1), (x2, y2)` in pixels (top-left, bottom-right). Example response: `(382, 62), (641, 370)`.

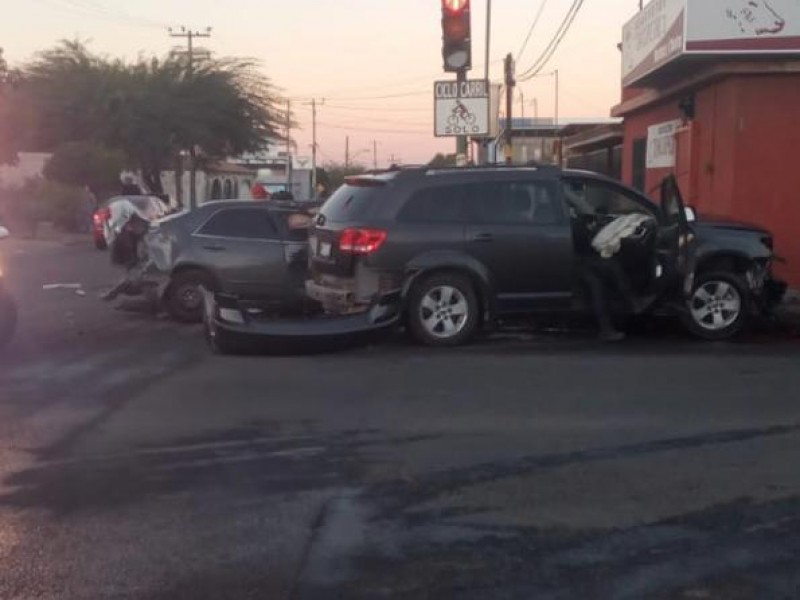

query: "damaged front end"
(202, 288), (402, 354)
(102, 211), (181, 305)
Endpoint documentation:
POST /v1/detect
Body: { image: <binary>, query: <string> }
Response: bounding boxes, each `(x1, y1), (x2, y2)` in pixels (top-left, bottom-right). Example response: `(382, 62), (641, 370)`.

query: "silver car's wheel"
(419, 285), (470, 339)
(690, 280), (742, 331)
(683, 271), (749, 340)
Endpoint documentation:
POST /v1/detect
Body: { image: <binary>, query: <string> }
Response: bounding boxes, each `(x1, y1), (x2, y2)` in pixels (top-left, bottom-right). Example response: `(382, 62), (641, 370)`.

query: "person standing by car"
(78, 185), (97, 233)
(315, 182), (329, 202)
(120, 176), (142, 196)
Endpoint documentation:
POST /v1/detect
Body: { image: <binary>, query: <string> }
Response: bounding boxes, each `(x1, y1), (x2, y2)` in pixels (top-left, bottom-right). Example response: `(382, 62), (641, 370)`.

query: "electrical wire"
(323, 90), (431, 101)
(33, 0), (167, 29)
(316, 121), (430, 135)
(517, 0), (550, 62)
(321, 104), (431, 113)
(309, 60), (504, 98)
(517, 0), (584, 82)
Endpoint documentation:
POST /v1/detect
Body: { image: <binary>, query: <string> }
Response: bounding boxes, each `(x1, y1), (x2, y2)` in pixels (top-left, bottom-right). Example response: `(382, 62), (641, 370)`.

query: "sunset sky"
(1, 1), (642, 166)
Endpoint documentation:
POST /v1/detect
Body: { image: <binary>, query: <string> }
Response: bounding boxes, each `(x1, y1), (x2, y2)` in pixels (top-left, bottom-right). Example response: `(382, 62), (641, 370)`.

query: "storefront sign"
(646, 119), (682, 169)
(622, 0), (686, 86)
(623, 0), (800, 86)
(686, 0), (800, 52)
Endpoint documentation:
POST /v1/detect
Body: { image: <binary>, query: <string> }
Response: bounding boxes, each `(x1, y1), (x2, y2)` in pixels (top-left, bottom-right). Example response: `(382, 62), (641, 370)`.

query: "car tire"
(166, 269), (216, 323)
(408, 272), (479, 347)
(0, 292), (18, 350)
(682, 271), (750, 341)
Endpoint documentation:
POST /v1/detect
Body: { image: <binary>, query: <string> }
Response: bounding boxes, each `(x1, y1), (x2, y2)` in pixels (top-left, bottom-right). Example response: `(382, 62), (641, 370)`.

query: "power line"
(321, 103), (431, 113)
(517, 0), (550, 61)
(308, 60), (504, 98)
(324, 90), (431, 101)
(317, 109), (430, 127)
(517, 0), (584, 82)
(33, 0), (167, 29)
(316, 121), (429, 135)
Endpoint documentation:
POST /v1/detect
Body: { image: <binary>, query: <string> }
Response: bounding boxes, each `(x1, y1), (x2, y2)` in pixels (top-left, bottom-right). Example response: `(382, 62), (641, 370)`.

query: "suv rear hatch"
(310, 175), (395, 278)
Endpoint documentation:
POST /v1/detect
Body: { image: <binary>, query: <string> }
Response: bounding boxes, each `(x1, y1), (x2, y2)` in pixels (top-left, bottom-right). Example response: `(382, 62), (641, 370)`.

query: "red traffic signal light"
(443, 0), (468, 12)
(441, 0), (471, 72)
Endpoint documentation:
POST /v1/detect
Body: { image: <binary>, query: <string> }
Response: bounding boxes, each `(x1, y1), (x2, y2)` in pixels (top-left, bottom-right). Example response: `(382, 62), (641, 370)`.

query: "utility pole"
(485, 0), (492, 82)
(311, 98), (319, 194)
(554, 69), (559, 127)
(373, 140), (378, 170)
(519, 89), (525, 120)
(345, 136), (350, 173)
(504, 53), (516, 165)
(169, 26), (212, 210)
(285, 99), (292, 192)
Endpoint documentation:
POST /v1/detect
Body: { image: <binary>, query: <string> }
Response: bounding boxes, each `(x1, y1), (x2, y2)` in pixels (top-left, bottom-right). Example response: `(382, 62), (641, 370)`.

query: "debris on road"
(42, 283), (83, 291)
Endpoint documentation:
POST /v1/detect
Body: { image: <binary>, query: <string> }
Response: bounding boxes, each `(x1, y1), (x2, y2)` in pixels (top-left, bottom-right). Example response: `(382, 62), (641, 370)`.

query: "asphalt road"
(2, 238), (800, 600)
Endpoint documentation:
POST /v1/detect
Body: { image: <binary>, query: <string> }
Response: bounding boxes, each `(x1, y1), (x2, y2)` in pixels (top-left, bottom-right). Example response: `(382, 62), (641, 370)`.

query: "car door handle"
(202, 245), (226, 252)
(472, 233), (494, 242)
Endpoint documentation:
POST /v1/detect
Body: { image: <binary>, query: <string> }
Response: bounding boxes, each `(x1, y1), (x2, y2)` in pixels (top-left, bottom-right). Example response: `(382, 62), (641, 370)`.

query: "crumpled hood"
(142, 228), (181, 274)
(696, 215), (770, 236)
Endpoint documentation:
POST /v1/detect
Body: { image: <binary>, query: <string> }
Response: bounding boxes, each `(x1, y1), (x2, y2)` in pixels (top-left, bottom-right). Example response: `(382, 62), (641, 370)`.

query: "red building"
(612, 0), (800, 286)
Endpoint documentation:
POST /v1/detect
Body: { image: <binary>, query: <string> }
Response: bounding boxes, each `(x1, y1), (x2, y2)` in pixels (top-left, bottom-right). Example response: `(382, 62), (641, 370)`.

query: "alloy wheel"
(419, 285), (470, 339)
(689, 280), (742, 331)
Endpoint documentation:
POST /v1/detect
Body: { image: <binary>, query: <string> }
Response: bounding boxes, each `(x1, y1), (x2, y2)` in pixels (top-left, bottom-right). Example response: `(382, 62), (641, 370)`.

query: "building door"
(632, 137), (647, 192)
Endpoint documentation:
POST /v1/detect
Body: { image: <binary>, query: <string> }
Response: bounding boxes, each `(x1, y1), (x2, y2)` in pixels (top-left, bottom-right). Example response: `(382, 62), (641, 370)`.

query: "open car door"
(658, 175), (695, 297)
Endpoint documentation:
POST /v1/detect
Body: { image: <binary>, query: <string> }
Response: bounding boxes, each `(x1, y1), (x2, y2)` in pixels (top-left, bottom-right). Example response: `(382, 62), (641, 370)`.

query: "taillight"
(93, 208), (110, 224)
(339, 228), (387, 255)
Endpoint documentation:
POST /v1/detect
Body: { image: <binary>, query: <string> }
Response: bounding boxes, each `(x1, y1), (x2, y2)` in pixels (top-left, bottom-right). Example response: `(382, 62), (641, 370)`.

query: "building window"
(223, 179), (233, 199)
(211, 179), (222, 200)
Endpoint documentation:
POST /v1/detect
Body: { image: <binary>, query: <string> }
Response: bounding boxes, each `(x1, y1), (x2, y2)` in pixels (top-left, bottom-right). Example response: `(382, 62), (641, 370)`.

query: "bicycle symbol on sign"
(448, 100), (477, 127)
(446, 100), (480, 135)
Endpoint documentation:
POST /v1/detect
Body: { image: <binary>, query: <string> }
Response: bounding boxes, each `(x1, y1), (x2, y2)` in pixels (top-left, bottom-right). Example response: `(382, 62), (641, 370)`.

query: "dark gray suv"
(205, 166), (785, 350)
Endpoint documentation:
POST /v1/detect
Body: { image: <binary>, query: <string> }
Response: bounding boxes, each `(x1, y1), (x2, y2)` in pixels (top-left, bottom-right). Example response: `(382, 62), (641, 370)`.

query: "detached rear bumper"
(203, 289), (402, 353)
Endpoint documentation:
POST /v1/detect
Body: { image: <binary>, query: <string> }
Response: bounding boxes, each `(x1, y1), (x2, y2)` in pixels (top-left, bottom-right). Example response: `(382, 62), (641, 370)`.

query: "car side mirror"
(0, 226), (10, 240)
(684, 207), (697, 223)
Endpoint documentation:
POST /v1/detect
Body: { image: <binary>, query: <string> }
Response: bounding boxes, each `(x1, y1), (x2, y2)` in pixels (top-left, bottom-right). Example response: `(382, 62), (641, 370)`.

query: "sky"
(0, 0), (642, 167)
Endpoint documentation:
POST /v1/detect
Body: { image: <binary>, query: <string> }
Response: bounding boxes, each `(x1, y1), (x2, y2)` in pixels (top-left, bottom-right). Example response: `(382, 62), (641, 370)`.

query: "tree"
(428, 153), (457, 168)
(320, 162), (368, 192)
(0, 48), (23, 165)
(43, 141), (126, 198)
(1, 41), (283, 194)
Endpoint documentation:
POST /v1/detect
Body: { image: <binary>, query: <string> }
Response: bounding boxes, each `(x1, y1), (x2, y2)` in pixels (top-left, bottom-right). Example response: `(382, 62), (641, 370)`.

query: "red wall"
(621, 74), (800, 286)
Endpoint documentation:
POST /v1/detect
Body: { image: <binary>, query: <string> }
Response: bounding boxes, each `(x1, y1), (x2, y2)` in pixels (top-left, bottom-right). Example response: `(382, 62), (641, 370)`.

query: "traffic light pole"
(456, 69), (468, 164)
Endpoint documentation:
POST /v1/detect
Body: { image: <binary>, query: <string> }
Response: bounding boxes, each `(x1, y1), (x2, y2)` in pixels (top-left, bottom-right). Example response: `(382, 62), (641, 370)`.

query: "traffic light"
(441, 0), (471, 73)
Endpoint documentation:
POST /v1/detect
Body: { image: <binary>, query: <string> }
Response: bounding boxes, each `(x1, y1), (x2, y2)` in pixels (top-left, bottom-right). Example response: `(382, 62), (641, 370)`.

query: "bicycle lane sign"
(434, 79), (490, 138)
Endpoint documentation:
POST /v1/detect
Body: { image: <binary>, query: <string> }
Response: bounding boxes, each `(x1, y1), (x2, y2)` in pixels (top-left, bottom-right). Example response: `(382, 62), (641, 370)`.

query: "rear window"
(320, 184), (386, 223)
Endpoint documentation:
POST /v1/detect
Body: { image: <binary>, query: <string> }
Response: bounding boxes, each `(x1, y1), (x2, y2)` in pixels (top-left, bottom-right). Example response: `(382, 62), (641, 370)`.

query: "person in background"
(79, 185), (97, 233)
(251, 182), (271, 201)
(120, 176), (142, 196)
(271, 190), (295, 202)
(315, 182), (329, 202)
